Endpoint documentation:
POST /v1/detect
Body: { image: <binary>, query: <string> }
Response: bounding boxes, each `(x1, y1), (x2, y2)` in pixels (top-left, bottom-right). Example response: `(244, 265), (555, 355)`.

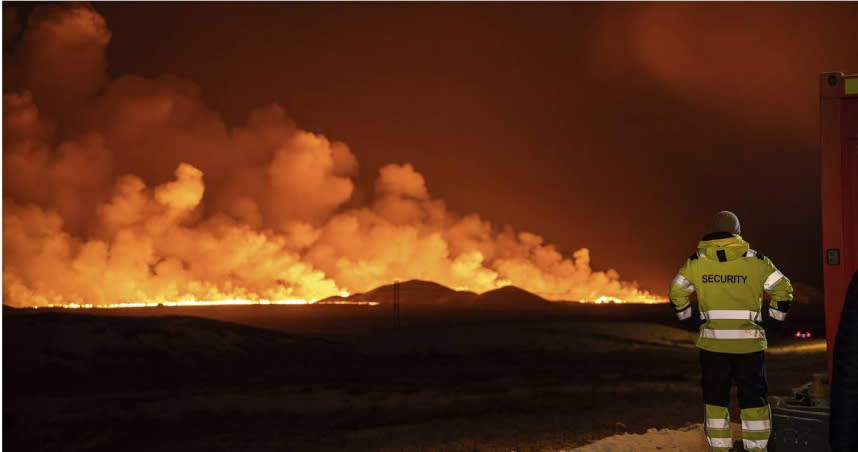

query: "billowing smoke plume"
(3, 5), (662, 306)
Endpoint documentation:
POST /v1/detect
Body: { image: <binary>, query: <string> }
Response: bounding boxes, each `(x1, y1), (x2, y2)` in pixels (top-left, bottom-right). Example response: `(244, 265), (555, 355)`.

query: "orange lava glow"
(4, 4), (668, 310)
(592, 295), (663, 304)
(35, 299), (380, 310)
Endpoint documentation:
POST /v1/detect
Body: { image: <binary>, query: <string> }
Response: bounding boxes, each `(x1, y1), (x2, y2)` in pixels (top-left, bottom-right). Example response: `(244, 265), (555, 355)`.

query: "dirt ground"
(3, 304), (826, 451)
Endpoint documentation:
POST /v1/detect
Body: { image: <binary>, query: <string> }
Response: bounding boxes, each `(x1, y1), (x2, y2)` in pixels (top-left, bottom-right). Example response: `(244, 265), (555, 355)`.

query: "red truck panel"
(819, 72), (858, 376)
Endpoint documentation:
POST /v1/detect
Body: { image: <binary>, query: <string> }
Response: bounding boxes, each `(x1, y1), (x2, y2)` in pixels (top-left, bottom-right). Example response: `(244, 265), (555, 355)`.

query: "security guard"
(669, 211), (793, 452)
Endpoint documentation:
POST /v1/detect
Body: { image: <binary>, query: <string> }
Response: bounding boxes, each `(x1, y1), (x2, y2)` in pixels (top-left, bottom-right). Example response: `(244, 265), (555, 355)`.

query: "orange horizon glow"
(32, 298), (382, 310)
(27, 288), (665, 310)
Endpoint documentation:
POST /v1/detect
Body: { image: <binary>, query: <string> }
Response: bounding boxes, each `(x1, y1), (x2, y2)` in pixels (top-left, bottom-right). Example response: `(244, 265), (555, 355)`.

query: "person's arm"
(669, 258), (699, 329)
(760, 254), (794, 332)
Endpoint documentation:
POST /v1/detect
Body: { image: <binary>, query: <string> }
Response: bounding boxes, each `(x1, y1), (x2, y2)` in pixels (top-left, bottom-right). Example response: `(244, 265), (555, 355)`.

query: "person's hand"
(762, 317), (783, 336)
(680, 314), (703, 332)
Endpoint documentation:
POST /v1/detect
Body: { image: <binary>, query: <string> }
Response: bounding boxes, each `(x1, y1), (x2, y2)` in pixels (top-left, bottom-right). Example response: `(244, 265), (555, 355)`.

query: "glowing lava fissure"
(35, 299), (381, 310)
(3, 5), (666, 309)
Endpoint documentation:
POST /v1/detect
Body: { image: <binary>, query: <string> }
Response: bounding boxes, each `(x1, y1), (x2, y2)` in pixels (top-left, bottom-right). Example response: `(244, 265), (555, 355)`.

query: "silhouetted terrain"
(323, 280), (553, 310)
(3, 281), (827, 451)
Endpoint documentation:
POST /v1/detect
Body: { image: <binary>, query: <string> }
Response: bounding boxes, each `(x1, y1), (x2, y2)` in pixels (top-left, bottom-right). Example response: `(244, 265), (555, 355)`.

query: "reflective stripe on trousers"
(740, 405), (771, 451)
(743, 438), (768, 450)
(708, 437), (733, 448)
(741, 419), (771, 431)
(704, 404), (732, 450)
(706, 418), (730, 429)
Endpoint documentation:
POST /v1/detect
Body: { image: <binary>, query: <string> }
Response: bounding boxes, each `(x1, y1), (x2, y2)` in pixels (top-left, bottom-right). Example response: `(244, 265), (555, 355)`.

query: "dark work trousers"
(700, 349), (772, 451)
(700, 349), (769, 407)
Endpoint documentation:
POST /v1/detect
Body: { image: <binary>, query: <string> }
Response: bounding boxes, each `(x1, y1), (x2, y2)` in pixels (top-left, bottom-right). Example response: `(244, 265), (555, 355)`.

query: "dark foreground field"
(3, 302), (826, 451)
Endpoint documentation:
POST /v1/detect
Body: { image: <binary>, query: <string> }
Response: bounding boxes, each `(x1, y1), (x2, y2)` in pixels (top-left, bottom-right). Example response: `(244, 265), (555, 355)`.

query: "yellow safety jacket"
(669, 233), (794, 354)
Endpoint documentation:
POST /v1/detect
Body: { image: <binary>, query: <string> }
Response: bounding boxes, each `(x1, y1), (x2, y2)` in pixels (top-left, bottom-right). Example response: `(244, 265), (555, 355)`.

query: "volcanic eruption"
(2, 5), (663, 308)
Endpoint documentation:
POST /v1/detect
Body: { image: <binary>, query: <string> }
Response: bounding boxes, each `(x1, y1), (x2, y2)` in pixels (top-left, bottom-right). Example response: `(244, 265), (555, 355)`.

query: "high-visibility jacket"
(669, 233), (794, 354)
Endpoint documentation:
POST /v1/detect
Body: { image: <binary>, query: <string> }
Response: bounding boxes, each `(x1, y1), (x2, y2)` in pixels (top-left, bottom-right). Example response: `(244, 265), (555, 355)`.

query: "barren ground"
(3, 303), (826, 451)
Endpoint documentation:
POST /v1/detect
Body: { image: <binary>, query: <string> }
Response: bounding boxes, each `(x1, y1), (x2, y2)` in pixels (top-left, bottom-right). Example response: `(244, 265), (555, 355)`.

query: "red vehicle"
(819, 71), (858, 375)
(771, 72), (857, 451)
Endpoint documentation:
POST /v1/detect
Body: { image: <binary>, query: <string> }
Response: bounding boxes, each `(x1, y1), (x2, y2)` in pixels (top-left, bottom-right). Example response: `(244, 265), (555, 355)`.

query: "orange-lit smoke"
(592, 3), (857, 136)
(3, 5), (663, 306)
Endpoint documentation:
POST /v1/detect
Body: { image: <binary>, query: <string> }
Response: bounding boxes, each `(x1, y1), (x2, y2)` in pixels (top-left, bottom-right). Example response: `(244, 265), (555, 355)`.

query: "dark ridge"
(322, 279), (556, 310)
(469, 286), (553, 309)
(322, 279), (459, 305)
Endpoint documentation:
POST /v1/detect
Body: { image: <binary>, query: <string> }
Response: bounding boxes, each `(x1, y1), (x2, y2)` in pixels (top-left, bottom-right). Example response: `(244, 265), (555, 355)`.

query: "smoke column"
(3, 5), (662, 306)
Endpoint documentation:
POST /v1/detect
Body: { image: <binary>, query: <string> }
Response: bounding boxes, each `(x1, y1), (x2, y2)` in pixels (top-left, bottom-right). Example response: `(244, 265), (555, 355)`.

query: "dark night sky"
(59, 3), (858, 294)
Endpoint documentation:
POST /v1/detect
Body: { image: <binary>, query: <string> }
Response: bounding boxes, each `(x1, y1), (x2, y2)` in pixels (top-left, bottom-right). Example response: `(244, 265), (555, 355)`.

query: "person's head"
(711, 211), (741, 235)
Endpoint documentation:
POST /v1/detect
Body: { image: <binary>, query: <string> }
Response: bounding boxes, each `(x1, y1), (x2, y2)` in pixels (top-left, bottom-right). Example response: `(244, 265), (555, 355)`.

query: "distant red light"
(796, 331), (802, 338)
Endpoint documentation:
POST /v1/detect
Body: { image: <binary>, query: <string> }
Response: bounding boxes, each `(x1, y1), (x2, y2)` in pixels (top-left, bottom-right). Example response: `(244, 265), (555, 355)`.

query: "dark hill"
(323, 279), (555, 310)
(322, 279), (459, 305)
(449, 285), (553, 310)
